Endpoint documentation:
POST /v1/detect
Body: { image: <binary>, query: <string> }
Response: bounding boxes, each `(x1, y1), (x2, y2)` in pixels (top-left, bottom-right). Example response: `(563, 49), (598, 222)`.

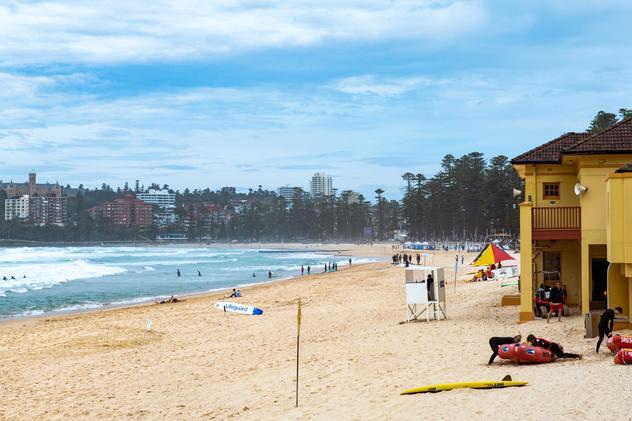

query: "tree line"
(0, 153), (521, 243)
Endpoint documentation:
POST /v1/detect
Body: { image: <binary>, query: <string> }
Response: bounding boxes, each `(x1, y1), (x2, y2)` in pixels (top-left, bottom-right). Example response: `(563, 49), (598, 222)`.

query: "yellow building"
(512, 118), (632, 329)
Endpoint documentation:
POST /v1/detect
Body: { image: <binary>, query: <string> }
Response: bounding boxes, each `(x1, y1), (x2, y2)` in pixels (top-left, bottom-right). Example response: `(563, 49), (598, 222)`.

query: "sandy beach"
(1, 244), (630, 420)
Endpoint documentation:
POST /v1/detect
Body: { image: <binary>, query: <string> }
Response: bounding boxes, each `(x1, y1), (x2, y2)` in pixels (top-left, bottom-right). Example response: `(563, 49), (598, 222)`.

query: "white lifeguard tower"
(405, 266), (447, 322)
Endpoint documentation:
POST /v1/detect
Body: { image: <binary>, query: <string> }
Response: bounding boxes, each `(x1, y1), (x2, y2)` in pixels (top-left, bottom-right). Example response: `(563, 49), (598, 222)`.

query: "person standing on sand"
(488, 335), (522, 365)
(301, 265), (304, 276)
(349, 258), (352, 266)
(547, 282), (565, 323)
(307, 266), (311, 275)
(324, 264), (327, 273)
(596, 307), (624, 352)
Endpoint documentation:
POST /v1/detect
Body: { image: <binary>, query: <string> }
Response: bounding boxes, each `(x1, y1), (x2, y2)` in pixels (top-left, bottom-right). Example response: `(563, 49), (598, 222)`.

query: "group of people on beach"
(488, 334), (581, 364)
(488, 305), (625, 364)
(392, 253), (420, 267)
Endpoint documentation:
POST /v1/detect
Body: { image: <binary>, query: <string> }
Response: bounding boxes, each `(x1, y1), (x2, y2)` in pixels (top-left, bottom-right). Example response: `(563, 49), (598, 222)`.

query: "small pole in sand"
(454, 257), (458, 295)
(295, 297), (302, 408)
(146, 319), (152, 332)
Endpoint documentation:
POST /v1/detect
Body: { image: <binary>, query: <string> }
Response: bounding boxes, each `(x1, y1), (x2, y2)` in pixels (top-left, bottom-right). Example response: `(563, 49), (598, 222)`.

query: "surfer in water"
(268, 271), (272, 279)
(177, 269), (181, 277)
(198, 270), (201, 277)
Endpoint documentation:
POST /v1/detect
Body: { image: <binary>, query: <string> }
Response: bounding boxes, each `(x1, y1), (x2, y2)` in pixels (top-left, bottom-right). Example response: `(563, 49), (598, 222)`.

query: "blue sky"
(2, 1), (632, 200)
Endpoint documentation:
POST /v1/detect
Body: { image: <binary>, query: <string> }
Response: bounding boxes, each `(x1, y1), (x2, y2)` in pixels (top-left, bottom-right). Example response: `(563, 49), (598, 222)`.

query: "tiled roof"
(511, 132), (590, 164)
(566, 117), (632, 154)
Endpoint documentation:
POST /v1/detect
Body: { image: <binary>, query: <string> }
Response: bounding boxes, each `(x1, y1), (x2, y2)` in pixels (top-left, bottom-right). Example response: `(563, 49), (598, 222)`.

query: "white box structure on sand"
(405, 266), (446, 322)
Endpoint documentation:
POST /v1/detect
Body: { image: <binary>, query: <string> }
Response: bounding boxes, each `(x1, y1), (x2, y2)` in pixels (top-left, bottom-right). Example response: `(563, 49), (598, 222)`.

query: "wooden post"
(296, 297), (302, 408)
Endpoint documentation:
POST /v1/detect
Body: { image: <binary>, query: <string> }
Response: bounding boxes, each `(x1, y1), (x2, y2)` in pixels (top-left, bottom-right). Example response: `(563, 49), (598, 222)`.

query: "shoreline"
(9, 248), (628, 419)
(0, 245), (383, 326)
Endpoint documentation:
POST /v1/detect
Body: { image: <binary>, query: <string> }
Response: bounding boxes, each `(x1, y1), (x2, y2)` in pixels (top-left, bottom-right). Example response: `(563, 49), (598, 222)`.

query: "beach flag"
(472, 244), (515, 267)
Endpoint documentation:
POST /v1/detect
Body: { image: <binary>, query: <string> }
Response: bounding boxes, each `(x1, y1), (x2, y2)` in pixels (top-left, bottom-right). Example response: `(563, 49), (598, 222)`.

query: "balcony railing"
(532, 207), (581, 239)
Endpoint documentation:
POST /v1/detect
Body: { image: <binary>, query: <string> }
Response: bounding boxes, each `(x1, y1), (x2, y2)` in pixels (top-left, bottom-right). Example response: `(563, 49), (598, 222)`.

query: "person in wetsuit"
(596, 307), (624, 352)
(488, 335), (522, 365)
(526, 334), (581, 359)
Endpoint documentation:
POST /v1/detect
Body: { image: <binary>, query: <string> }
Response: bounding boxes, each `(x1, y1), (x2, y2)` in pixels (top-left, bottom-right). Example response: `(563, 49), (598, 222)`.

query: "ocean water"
(0, 246), (375, 319)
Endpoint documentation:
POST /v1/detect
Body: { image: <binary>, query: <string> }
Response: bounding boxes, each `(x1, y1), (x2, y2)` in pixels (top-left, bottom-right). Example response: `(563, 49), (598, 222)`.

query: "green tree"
(588, 111), (618, 133)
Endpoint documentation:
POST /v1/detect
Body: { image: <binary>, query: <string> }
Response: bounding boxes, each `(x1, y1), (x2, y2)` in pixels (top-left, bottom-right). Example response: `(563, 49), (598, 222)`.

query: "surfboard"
(401, 380), (527, 395)
(214, 301), (263, 316)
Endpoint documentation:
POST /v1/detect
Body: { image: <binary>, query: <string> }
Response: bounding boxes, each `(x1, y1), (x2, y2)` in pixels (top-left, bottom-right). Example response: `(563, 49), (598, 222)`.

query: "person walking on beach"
(177, 269), (181, 277)
(416, 254), (420, 265)
(307, 266), (311, 275)
(596, 306), (624, 352)
(301, 265), (304, 276)
(488, 335), (522, 365)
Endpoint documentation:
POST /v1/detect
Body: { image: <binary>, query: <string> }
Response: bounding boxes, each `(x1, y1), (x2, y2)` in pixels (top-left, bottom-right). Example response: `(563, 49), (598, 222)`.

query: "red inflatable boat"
(498, 343), (557, 364)
(614, 350), (632, 365)
(607, 335), (632, 352)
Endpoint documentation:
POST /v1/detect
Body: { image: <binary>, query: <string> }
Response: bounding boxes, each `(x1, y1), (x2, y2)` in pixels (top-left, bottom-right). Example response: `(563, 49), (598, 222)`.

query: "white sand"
(1, 245), (630, 420)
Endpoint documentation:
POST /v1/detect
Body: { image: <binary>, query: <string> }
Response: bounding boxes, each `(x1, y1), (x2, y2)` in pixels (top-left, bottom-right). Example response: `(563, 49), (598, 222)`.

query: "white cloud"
(329, 74), (443, 96)
(0, 0), (487, 64)
(0, 72), (95, 101)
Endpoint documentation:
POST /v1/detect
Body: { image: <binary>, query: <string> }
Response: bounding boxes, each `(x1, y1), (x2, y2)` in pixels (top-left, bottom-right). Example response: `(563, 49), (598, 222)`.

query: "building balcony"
(532, 206), (581, 240)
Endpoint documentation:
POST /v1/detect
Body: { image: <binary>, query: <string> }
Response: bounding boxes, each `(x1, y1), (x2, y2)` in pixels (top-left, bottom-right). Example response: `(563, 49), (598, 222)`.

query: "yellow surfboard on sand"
(401, 379), (527, 395)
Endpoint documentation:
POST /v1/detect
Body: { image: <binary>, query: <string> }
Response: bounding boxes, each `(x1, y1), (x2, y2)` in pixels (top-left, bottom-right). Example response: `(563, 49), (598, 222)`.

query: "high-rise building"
(136, 189), (176, 208)
(4, 195), (30, 221)
(89, 196), (153, 228)
(30, 195), (68, 226)
(2, 172), (68, 226)
(310, 172), (333, 198)
(136, 189), (177, 226)
(277, 186), (301, 202)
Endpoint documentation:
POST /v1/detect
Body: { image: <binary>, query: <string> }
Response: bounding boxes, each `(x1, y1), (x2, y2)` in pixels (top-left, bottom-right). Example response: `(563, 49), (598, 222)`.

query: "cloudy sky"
(2, 1), (632, 199)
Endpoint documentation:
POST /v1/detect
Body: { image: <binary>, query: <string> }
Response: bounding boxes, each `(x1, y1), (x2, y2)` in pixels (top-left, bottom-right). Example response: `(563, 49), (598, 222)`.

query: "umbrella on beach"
(472, 243), (515, 267)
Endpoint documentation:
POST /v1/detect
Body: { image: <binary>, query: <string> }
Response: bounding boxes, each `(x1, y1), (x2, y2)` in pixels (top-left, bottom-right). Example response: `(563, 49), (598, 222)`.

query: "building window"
(543, 182), (560, 200)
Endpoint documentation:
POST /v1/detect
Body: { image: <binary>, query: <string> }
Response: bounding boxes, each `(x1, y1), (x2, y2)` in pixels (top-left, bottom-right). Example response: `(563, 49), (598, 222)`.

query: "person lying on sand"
(156, 296), (180, 304)
(488, 335), (522, 365)
(526, 334), (581, 359)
